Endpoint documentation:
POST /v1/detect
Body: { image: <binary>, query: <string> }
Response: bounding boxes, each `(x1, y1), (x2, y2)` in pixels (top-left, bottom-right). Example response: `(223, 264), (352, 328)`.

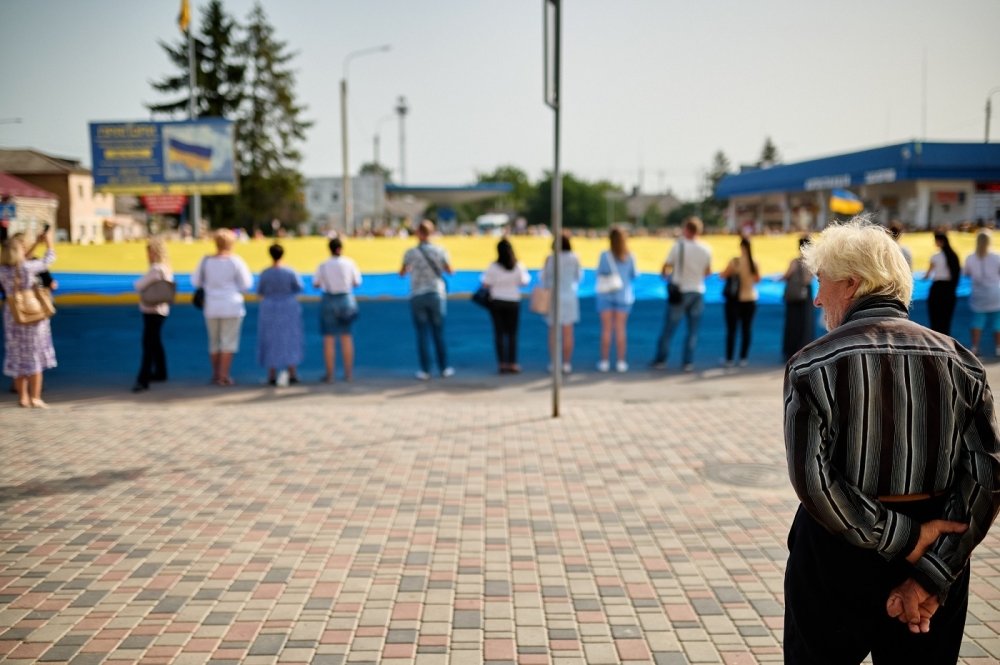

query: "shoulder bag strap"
(417, 244), (444, 280)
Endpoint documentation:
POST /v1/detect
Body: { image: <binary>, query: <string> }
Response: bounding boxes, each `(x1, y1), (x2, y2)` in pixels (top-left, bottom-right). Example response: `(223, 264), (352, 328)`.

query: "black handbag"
(723, 274), (740, 301)
(667, 283), (683, 304)
(668, 240), (684, 305)
(192, 258), (206, 310)
(192, 287), (205, 309)
(472, 286), (492, 309)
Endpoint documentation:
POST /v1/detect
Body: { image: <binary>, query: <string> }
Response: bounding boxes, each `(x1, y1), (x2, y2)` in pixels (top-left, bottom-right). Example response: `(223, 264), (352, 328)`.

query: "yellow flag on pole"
(178, 0), (191, 33)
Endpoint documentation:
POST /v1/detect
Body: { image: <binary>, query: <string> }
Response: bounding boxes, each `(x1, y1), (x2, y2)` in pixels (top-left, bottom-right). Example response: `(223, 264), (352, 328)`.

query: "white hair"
(802, 215), (913, 306)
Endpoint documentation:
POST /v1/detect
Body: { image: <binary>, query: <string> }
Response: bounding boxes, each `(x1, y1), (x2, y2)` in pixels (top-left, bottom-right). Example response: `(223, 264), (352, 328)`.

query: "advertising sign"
(90, 118), (237, 195)
(141, 194), (188, 214)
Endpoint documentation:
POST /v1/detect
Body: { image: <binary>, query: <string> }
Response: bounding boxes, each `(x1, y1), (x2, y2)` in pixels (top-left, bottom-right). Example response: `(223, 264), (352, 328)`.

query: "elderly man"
(783, 219), (1000, 664)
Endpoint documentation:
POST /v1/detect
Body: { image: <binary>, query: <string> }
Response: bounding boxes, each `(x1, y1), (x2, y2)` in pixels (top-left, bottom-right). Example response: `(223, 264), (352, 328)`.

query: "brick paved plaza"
(2, 369), (1000, 664)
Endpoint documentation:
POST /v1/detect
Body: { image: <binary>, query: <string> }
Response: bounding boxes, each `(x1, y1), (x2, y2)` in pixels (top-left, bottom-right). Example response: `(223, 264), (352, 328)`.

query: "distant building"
(304, 176), (513, 235)
(304, 174), (386, 235)
(0, 148), (115, 243)
(715, 141), (1000, 232)
(0, 171), (59, 239)
(625, 191), (682, 226)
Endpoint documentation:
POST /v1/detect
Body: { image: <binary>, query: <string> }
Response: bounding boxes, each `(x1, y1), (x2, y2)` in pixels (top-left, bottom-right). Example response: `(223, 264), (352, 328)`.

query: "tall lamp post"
(372, 113), (395, 228)
(372, 113), (395, 168)
(341, 44), (390, 236)
(544, 0), (561, 417)
(986, 87), (1000, 143)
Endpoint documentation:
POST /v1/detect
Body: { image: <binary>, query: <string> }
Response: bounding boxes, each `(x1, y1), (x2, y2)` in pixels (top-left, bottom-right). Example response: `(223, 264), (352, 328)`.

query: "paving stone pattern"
(2, 372), (999, 664)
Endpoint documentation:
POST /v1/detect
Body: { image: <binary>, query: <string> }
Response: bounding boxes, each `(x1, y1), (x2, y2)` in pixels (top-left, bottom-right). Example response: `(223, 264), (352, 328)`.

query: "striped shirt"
(784, 296), (1000, 597)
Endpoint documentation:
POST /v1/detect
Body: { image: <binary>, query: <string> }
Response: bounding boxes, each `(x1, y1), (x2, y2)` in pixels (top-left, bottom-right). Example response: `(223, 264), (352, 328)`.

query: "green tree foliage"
(528, 173), (626, 229)
(453, 165), (533, 222)
(147, 1), (310, 232)
(147, 0), (245, 118)
(147, 0), (245, 227)
(237, 2), (312, 231)
(701, 150), (731, 227)
(758, 136), (780, 166)
(359, 162), (392, 181)
(666, 201), (701, 228)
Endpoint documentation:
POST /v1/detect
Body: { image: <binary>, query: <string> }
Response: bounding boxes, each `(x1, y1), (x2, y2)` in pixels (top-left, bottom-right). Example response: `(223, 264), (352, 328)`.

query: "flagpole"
(186, 3), (202, 239)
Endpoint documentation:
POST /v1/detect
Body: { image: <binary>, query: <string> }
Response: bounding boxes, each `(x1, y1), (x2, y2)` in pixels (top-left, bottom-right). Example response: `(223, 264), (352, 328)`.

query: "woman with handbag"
(0, 230), (56, 408)
(191, 229), (253, 386)
(480, 238), (530, 374)
(541, 231), (582, 373)
(720, 237), (761, 367)
(782, 236), (815, 360)
(132, 238), (174, 392)
(595, 227), (638, 372)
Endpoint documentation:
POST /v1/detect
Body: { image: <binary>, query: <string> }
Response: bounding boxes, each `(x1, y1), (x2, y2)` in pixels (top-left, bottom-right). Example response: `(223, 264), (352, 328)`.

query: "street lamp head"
(396, 96), (408, 117)
(343, 44), (393, 79)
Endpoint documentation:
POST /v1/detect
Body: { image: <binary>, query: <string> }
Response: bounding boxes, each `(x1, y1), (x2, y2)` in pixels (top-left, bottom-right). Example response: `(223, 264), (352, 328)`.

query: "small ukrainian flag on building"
(829, 188), (863, 215)
(167, 138), (213, 173)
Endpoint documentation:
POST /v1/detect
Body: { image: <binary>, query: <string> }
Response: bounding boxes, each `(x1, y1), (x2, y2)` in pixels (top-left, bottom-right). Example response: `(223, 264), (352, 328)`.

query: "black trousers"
(928, 281), (957, 336)
(724, 300), (756, 361)
(489, 300), (520, 366)
(784, 502), (969, 665)
(136, 313), (167, 387)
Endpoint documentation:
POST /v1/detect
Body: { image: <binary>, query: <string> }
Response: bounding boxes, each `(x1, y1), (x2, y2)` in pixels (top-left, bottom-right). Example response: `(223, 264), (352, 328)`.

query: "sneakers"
(615, 360), (629, 373)
(562, 363), (573, 374)
(722, 359), (734, 369)
(682, 363), (695, 373)
(738, 359), (749, 368)
(596, 360), (610, 372)
(415, 371), (430, 381)
(441, 367), (455, 378)
(649, 361), (667, 370)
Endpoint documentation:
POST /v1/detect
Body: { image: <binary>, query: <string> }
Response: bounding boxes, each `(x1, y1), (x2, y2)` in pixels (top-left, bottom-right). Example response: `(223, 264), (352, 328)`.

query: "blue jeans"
(653, 292), (704, 365)
(411, 292), (448, 373)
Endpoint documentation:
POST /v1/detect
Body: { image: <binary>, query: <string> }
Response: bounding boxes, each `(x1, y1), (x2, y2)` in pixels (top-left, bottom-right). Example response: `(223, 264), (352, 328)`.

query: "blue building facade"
(715, 142), (1000, 231)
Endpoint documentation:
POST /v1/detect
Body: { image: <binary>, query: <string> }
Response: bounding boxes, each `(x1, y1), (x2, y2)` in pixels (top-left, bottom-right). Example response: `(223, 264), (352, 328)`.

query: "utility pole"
(396, 96), (409, 184)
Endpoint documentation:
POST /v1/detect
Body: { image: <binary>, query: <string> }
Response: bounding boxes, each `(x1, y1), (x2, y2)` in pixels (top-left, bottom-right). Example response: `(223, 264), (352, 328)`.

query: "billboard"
(90, 118), (237, 195)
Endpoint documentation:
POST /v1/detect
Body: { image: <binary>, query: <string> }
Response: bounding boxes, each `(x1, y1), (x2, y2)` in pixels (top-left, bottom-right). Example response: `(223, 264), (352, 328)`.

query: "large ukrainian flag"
(829, 188), (863, 215)
(167, 138), (213, 173)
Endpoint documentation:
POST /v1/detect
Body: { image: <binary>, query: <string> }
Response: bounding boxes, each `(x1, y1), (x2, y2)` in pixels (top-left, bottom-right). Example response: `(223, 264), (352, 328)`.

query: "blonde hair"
(214, 229), (235, 252)
(147, 237), (169, 264)
(0, 237), (25, 267)
(801, 216), (913, 306)
(683, 216), (703, 235)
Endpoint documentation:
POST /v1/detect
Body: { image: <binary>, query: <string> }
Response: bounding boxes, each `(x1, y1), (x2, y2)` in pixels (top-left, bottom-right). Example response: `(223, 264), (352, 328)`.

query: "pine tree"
(237, 2), (312, 231)
(758, 137), (780, 167)
(147, 0), (244, 227)
(147, 0), (244, 119)
(700, 150), (731, 227)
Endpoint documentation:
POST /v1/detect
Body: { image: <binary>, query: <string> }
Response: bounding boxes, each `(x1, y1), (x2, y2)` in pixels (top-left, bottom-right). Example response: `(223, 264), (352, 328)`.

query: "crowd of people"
(3, 218), (1000, 398)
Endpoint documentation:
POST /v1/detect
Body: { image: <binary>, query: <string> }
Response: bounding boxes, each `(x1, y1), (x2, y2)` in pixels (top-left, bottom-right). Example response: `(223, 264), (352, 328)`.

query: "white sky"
(2, 0), (999, 199)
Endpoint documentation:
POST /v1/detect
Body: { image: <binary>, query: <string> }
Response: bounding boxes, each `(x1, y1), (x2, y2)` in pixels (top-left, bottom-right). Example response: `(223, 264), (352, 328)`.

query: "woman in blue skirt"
(256, 243), (304, 385)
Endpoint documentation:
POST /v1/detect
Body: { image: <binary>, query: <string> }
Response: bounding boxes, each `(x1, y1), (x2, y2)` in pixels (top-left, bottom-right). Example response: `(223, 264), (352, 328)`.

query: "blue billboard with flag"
(90, 118), (237, 195)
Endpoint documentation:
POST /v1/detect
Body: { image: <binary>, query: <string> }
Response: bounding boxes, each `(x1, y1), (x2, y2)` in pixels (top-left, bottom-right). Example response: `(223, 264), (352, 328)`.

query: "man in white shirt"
(650, 216), (712, 372)
(400, 220), (454, 380)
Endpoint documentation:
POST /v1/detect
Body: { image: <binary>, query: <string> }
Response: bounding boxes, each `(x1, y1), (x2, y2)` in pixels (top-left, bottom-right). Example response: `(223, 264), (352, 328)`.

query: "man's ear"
(845, 276), (862, 298)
